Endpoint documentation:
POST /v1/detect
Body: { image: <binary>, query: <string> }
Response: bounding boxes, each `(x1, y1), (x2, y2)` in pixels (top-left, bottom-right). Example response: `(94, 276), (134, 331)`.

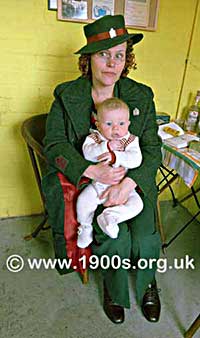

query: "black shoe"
(103, 282), (125, 324)
(142, 283), (161, 322)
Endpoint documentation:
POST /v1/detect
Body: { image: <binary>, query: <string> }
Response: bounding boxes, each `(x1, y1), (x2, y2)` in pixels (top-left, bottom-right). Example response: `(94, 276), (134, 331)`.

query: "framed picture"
(57, 0), (159, 31)
(57, 0), (89, 22)
(92, 0), (115, 20)
(48, 0), (57, 11)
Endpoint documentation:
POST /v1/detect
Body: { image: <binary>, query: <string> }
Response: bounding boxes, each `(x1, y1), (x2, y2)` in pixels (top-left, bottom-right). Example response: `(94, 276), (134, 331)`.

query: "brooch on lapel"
(132, 108), (140, 116)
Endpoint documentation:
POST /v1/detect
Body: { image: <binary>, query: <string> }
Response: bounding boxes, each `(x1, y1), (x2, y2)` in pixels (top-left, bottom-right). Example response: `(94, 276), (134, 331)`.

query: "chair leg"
(24, 212), (50, 240)
(82, 270), (89, 284)
(184, 314), (200, 338)
(156, 199), (166, 245)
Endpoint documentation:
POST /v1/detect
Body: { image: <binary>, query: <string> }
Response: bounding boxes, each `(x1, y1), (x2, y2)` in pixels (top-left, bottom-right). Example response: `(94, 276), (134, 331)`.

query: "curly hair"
(78, 39), (137, 79)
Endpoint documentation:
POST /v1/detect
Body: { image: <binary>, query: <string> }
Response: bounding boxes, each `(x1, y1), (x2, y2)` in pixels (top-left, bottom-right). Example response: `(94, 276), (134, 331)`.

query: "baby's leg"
(76, 184), (100, 248)
(108, 190), (143, 223)
(97, 190), (143, 238)
(76, 184), (100, 226)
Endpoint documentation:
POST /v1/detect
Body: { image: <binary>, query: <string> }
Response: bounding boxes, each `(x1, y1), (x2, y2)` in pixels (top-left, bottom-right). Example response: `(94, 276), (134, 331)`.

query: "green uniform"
(42, 76), (162, 308)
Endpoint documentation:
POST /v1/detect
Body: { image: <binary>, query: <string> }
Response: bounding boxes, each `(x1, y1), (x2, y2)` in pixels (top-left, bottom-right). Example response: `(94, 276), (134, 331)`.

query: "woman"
(42, 14), (162, 324)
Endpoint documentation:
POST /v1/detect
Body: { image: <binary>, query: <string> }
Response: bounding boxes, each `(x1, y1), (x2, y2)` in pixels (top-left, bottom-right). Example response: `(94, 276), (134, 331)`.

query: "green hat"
(75, 15), (143, 54)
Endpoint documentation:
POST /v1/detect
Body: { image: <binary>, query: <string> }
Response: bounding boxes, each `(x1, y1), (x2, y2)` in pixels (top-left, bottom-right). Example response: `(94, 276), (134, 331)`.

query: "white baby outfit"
(77, 130), (143, 248)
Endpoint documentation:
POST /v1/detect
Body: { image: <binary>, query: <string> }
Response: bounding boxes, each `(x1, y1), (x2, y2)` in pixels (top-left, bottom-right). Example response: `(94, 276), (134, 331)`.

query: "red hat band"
(87, 28), (128, 44)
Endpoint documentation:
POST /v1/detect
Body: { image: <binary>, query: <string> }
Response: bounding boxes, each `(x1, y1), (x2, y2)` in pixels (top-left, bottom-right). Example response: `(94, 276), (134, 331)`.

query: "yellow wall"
(0, 0), (200, 217)
(155, 0), (200, 219)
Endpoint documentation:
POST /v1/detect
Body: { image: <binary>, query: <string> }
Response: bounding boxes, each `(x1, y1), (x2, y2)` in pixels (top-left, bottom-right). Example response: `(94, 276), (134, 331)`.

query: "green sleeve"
(43, 89), (92, 187)
(126, 92), (162, 196)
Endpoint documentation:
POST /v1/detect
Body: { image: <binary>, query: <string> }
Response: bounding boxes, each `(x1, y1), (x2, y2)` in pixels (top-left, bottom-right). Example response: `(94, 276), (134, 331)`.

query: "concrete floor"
(0, 201), (199, 338)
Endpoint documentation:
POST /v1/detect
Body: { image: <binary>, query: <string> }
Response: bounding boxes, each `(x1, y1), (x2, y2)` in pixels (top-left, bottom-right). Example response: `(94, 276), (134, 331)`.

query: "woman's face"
(91, 42), (127, 88)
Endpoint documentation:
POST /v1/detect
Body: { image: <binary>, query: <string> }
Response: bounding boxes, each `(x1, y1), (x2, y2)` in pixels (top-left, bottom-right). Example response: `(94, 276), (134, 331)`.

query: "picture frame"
(57, 0), (89, 22)
(57, 0), (159, 31)
(48, 0), (57, 11)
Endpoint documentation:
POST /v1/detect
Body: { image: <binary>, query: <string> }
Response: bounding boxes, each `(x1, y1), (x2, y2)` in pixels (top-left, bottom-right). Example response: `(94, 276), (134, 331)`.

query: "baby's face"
(96, 108), (130, 140)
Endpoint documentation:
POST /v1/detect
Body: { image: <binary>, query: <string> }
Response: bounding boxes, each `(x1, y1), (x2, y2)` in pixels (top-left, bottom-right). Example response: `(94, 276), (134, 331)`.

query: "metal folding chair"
(184, 314), (200, 338)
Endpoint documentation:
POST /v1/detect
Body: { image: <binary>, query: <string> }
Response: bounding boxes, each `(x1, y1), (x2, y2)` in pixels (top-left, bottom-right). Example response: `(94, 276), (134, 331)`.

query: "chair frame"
(21, 114), (89, 283)
(21, 114), (50, 240)
(184, 314), (200, 338)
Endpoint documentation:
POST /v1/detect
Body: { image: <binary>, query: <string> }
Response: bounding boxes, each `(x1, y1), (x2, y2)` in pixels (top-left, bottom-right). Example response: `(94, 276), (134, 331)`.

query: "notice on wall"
(92, 0), (115, 19)
(124, 0), (150, 27)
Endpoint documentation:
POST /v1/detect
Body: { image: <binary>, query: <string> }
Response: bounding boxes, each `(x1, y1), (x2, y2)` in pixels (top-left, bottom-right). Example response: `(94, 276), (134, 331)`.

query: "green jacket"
(44, 76), (161, 193)
(42, 76), (162, 267)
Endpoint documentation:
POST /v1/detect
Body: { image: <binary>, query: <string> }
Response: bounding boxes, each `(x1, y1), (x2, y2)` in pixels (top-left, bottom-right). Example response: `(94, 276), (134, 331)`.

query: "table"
(157, 143), (200, 249)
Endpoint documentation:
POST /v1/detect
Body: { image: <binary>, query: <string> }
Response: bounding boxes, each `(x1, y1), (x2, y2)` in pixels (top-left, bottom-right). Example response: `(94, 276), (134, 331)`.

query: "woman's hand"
(100, 177), (137, 206)
(83, 162), (126, 185)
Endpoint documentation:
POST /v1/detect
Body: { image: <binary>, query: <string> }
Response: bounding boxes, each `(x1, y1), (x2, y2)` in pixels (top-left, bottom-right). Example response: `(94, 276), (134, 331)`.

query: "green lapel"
(59, 77), (93, 140)
(58, 76), (148, 140)
(117, 78), (146, 137)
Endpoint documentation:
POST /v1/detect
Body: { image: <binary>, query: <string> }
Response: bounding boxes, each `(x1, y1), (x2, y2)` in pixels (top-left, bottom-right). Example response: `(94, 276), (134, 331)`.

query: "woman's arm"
(44, 95), (92, 187)
(100, 177), (136, 206)
(83, 163), (125, 185)
(126, 91), (162, 196)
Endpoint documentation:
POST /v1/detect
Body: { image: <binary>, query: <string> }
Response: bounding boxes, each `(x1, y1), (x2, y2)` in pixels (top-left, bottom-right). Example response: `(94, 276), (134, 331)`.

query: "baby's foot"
(97, 214), (119, 239)
(77, 224), (93, 248)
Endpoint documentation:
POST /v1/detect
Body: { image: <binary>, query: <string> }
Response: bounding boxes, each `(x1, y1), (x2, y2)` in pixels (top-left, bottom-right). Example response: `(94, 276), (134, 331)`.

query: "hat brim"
(74, 33), (143, 54)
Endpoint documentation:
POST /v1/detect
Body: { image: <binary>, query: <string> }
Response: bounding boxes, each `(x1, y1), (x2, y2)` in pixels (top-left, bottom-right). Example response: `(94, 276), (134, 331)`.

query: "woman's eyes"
(115, 53), (124, 60)
(97, 51), (125, 60)
(99, 51), (109, 57)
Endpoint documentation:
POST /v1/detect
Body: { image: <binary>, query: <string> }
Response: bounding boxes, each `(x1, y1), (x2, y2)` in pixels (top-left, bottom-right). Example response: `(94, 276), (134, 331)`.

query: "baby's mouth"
(112, 133), (120, 138)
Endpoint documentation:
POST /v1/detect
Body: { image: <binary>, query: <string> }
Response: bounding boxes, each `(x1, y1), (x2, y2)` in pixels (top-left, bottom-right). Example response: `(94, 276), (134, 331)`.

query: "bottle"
(185, 90), (200, 133)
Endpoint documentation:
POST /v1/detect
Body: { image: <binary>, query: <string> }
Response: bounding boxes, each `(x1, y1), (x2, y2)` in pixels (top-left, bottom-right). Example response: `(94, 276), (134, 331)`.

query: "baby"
(76, 97), (143, 248)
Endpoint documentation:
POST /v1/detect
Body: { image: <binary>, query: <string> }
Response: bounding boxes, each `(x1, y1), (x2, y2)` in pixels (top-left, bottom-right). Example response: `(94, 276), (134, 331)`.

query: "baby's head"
(96, 98), (130, 140)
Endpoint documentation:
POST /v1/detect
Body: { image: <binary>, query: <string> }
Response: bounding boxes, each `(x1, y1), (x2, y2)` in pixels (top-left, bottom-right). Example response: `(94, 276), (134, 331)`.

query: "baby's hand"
(108, 140), (124, 151)
(97, 152), (112, 163)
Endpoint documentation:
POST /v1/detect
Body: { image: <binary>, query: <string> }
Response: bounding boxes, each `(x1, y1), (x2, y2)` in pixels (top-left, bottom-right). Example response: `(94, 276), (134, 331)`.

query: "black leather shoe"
(142, 283), (161, 322)
(103, 282), (125, 324)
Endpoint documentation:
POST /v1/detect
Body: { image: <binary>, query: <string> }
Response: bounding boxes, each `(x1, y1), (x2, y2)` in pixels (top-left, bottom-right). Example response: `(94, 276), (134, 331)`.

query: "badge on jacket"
(133, 108), (140, 116)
